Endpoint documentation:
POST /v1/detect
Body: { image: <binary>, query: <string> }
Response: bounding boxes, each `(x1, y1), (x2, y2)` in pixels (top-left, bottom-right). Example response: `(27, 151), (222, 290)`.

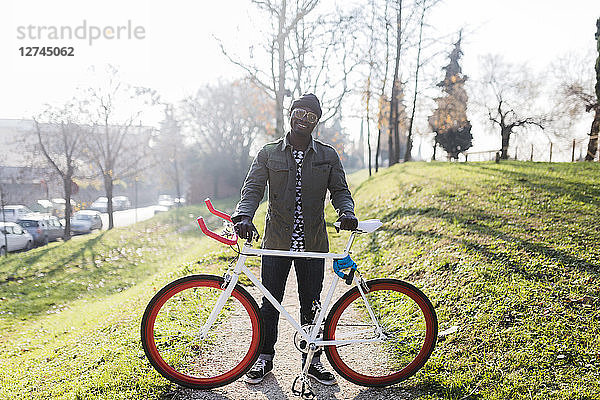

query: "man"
(231, 93), (358, 385)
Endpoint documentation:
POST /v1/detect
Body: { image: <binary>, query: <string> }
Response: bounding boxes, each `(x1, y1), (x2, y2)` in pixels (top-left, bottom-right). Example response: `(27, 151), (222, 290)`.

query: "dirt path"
(174, 261), (416, 400)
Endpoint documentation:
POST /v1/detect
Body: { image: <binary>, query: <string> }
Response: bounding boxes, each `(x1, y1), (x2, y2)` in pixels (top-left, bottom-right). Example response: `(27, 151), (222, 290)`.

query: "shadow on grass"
(0, 232), (106, 283)
(351, 381), (482, 400)
(466, 163), (600, 208)
(377, 205), (598, 280)
(0, 232), (124, 319)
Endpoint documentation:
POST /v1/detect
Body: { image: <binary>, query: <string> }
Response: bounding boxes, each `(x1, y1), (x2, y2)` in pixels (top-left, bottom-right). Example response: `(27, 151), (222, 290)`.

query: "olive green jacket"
(232, 134), (355, 252)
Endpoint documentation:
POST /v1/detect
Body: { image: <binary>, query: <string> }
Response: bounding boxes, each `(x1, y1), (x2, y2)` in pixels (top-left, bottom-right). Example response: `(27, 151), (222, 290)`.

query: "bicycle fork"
(197, 272), (240, 340)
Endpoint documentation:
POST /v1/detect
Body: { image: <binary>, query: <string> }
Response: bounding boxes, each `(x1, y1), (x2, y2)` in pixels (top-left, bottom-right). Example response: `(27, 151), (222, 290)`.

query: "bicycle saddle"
(356, 219), (383, 233)
(334, 219), (382, 233)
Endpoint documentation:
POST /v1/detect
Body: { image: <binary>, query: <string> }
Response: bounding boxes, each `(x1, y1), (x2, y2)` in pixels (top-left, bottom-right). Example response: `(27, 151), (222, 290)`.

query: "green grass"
(1, 161), (599, 399)
(338, 161), (600, 400)
(0, 201), (237, 399)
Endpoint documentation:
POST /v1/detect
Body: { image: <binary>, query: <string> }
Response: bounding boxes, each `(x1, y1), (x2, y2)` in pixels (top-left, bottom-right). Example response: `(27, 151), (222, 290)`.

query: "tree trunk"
(393, 0), (402, 165)
(388, 0), (402, 166)
(501, 127), (511, 160)
(376, 0), (390, 172)
(105, 174), (114, 230)
(404, 0), (426, 162)
(367, 115), (372, 176)
(585, 107), (600, 161)
(1, 189), (8, 256)
(388, 92), (396, 166)
(275, 0), (287, 136)
(62, 175), (72, 241)
(432, 137), (437, 160)
(393, 92), (401, 163)
(585, 18), (600, 161)
(174, 161), (182, 206)
(375, 127), (381, 172)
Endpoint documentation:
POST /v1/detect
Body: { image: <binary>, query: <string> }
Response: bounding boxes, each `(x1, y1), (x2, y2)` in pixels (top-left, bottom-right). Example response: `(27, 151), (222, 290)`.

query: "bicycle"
(141, 199), (438, 397)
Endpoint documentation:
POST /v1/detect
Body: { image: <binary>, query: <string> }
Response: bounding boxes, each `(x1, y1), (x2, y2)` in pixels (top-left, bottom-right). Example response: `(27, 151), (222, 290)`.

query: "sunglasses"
(291, 108), (319, 124)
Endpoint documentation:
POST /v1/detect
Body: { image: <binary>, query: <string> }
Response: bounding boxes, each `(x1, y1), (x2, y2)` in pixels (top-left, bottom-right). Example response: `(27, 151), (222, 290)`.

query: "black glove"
(337, 212), (358, 231)
(233, 216), (259, 241)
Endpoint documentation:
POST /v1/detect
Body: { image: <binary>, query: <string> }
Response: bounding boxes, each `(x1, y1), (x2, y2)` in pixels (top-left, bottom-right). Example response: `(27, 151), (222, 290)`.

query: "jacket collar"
(280, 132), (317, 154)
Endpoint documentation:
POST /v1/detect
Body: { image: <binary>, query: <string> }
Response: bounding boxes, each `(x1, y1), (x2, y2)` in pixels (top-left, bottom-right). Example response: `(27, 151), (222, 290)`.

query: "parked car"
(158, 194), (175, 209)
(0, 205), (34, 222)
(51, 198), (77, 218)
(70, 210), (103, 234)
(113, 196), (131, 211)
(17, 214), (63, 245)
(90, 197), (108, 213)
(0, 222), (34, 255)
(29, 199), (55, 214)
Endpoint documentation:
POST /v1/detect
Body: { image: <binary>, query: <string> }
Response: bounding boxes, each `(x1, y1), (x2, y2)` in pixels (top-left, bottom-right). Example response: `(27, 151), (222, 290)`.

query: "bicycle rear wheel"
(323, 279), (437, 387)
(141, 274), (263, 389)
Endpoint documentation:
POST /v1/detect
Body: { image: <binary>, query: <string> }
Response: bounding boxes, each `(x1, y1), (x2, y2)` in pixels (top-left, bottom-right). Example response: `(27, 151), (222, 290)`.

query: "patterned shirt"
(290, 149), (305, 251)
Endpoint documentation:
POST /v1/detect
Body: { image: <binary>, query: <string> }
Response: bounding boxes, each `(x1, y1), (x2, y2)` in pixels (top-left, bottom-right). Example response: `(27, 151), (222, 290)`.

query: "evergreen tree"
(428, 32), (472, 159)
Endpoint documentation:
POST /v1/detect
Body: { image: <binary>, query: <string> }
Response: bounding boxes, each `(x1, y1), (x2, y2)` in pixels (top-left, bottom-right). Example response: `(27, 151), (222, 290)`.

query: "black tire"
(141, 274), (264, 389)
(0, 247), (5, 256)
(324, 279), (437, 387)
(42, 236), (49, 246)
(25, 241), (33, 251)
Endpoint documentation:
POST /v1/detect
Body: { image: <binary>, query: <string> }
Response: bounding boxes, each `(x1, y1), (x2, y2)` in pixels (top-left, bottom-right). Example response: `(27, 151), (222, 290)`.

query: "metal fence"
(464, 135), (599, 162)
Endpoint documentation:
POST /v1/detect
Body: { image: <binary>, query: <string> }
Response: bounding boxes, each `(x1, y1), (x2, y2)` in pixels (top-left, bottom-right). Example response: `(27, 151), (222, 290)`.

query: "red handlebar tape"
(196, 198), (238, 245)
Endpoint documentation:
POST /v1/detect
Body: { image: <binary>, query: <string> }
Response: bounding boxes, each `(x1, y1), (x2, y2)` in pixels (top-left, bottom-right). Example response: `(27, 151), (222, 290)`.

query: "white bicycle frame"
(198, 231), (387, 351)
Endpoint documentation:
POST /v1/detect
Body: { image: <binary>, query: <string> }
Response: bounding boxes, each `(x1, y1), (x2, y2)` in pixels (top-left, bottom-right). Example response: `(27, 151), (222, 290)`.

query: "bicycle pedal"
(291, 375), (315, 399)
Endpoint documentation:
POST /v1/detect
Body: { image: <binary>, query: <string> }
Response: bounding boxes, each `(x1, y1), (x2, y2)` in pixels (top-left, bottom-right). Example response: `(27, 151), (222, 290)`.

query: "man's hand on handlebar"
(233, 216), (259, 241)
(337, 212), (358, 231)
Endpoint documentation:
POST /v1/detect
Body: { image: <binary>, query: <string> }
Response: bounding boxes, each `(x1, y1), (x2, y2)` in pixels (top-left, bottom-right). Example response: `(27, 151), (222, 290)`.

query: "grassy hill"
(342, 161), (600, 399)
(1, 161), (599, 399)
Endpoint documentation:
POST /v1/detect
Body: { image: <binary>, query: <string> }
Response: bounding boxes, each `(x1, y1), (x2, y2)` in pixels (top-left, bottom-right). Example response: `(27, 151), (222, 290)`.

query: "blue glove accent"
(333, 255), (357, 279)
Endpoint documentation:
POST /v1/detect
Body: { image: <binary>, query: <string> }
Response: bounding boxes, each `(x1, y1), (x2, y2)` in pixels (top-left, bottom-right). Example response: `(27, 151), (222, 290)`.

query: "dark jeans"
(259, 255), (324, 358)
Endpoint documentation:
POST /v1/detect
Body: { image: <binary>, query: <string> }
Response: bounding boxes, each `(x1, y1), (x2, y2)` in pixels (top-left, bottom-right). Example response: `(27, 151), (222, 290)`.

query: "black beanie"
(290, 93), (322, 119)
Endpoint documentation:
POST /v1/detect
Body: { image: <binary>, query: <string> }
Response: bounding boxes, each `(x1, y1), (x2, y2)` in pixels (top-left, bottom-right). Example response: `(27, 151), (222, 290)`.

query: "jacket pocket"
(267, 160), (290, 202)
(310, 161), (331, 194)
(267, 159), (289, 172)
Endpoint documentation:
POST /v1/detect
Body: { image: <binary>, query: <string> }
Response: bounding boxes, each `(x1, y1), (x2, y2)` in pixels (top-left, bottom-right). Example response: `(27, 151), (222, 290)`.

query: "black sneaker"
(307, 361), (337, 385)
(244, 358), (273, 384)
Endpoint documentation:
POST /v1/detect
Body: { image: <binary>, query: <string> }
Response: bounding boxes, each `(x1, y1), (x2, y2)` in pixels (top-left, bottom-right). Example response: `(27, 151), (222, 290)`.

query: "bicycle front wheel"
(323, 279), (437, 387)
(141, 274), (263, 389)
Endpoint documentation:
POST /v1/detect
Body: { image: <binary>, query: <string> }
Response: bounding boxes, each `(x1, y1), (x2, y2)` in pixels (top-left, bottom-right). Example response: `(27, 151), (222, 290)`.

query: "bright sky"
(1, 0), (599, 160)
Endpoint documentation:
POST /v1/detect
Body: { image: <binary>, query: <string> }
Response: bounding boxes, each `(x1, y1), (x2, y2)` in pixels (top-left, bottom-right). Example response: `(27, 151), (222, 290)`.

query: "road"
(99, 206), (166, 230)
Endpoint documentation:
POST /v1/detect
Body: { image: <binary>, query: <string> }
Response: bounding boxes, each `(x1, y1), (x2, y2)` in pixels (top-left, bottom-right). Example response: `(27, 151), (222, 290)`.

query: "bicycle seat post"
(342, 231), (358, 255)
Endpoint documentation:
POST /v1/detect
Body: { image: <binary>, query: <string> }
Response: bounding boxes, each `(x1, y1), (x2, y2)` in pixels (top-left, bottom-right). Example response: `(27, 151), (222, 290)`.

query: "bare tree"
(181, 79), (274, 198)
(387, 0), (404, 166)
(32, 102), (88, 240)
(81, 66), (157, 229)
(479, 55), (546, 160)
(363, 0), (380, 176)
(219, 1), (361, 141)
(404, 0), (437, 161)
(154, 104), (186, 203)
(547, 48), (596, 162)
(375, 0), (392, 172)
(218, 0), (319, 136)
(286, 9), (361, 130)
